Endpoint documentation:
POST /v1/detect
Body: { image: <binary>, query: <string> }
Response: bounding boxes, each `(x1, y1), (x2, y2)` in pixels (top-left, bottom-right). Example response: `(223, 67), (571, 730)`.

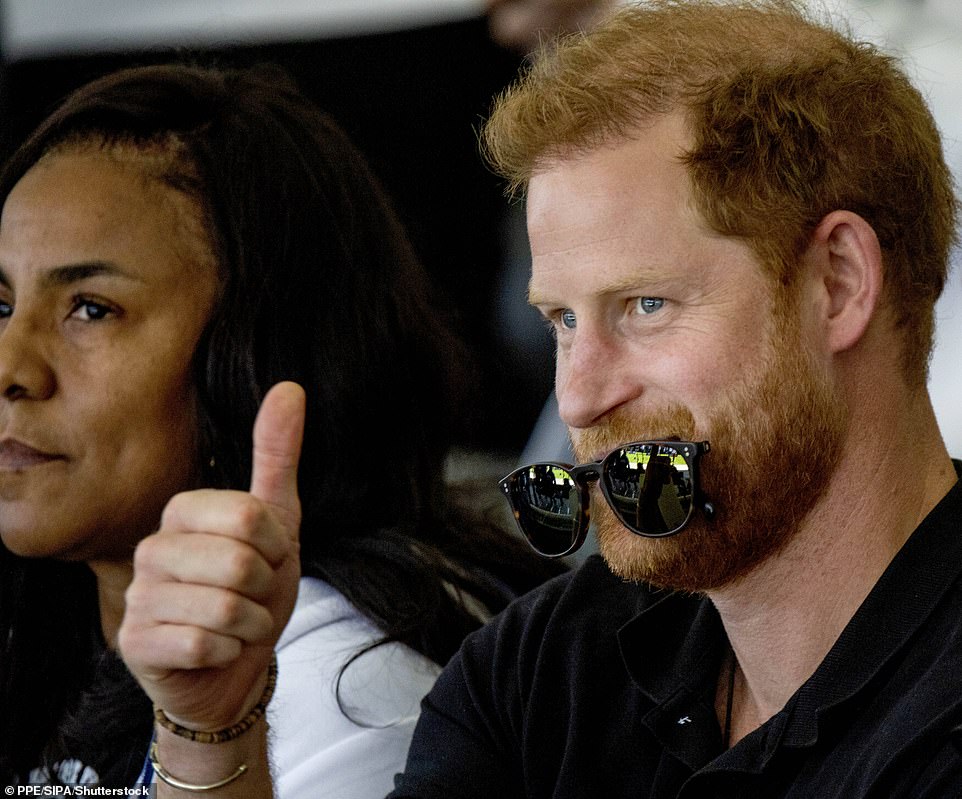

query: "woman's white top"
(269, 576), (441, 799)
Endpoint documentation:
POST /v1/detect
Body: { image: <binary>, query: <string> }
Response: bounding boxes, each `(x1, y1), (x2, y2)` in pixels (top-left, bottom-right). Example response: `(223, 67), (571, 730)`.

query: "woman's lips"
(0, 439), (63, 471)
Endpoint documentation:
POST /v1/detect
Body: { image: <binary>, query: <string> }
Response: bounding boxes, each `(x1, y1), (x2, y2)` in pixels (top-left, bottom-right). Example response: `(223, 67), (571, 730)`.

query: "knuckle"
(211, 591), (245, 628)
(179, 628), (218, 667)
(122, 579), (150, 613)
(223, 546), (258, 586)
(115, 626), (147, 670)
(132, 534), (163, 570)
(160, 491), (191, 527)
(229, 496), (267, 538)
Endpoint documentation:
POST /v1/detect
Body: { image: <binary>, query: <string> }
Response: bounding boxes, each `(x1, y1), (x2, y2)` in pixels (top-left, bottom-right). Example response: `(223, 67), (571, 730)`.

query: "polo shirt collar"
(616, 463), (962, 768)
(618, 590), (727, 769)
(784, 462), (962, 746)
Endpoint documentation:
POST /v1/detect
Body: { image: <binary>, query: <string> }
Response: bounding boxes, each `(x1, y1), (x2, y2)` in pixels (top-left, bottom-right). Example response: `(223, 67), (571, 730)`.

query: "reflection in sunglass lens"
(506, 464), (581, 556)
(603, 443), (694, 536)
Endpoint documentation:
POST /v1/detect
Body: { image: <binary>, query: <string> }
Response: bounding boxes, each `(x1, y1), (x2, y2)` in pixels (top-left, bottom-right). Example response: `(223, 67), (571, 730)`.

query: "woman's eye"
(635, 297), (665, 315)
(70, 299), (115, 322)
(0, 302), (12, 319)
(560, 309), (577, 329)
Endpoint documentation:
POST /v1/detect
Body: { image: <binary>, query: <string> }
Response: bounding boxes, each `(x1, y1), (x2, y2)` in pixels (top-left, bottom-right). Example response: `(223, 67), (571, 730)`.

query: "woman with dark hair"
(0, 63), (560, 796)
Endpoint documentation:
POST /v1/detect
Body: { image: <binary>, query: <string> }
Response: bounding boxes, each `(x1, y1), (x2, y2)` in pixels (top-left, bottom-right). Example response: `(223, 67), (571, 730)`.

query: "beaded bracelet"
(153, 653), (278, 744)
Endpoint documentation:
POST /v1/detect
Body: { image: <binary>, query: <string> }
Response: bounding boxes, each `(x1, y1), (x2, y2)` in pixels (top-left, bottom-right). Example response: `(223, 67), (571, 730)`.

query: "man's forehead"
(525, 118), (708, 304)
(528, 115), (696, 226)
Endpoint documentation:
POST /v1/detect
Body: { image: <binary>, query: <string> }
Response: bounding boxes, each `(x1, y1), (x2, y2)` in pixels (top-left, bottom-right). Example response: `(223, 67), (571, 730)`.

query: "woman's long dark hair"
(0, 63), (562, 782)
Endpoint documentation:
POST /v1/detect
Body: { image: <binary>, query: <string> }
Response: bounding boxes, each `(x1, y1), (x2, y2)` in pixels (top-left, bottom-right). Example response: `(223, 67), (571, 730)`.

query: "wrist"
(154, 654), (277, 743)
(148, 654), (277, 795)
(152, 721), (268, 795)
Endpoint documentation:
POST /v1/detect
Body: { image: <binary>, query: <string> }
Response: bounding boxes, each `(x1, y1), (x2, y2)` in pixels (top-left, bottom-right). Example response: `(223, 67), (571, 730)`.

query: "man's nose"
(555, 326), (642, 430)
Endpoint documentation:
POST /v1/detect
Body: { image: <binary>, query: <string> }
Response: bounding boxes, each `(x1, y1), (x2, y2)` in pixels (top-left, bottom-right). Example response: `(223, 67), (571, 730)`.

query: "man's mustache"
(571, 404), (698, 462)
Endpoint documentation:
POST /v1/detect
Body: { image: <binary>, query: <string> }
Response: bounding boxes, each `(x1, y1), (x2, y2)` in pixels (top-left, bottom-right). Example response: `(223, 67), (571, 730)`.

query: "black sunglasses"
(499, 440), (714, 558)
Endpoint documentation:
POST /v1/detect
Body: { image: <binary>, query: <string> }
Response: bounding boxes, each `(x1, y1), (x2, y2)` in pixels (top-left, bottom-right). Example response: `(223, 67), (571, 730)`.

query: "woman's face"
(0, 146), (219, 564)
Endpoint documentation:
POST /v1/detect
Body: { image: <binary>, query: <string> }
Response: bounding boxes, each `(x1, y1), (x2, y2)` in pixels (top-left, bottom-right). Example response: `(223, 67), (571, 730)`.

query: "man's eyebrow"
(528, 274), (672, 306)
(527, 285), (550, 306)
(0, 261), (144, 289)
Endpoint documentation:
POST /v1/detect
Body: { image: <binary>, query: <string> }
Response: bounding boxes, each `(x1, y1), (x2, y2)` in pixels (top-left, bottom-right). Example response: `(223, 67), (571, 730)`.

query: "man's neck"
(709, 390), (957, 744)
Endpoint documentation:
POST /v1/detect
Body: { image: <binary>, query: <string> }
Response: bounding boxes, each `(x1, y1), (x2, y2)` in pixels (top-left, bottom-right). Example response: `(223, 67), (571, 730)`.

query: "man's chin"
(594, 517), (751, 593)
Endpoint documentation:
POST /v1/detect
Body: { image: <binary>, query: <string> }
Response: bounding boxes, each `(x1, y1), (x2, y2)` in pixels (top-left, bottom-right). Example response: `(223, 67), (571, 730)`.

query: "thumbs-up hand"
(118, 382), (305, 732)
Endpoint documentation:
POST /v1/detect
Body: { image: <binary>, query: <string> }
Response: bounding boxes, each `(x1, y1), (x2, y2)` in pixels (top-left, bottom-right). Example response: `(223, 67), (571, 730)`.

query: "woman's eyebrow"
(0, 260), (146, 290)
(40, 261), (144, 287)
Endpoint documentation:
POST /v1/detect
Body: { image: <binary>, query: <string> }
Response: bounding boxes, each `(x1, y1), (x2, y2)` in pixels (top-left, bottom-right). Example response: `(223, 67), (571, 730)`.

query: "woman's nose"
(0, 313), (56, 401)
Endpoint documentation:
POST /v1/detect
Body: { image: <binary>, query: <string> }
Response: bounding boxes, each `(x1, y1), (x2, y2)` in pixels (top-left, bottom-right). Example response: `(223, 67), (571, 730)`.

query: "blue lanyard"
(134, 732), (155, 787)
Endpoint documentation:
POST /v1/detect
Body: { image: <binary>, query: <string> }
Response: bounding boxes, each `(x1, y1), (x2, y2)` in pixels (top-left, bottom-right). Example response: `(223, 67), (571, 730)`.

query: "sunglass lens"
(503, 464), (582, 556)
(603, 443), (694, 536)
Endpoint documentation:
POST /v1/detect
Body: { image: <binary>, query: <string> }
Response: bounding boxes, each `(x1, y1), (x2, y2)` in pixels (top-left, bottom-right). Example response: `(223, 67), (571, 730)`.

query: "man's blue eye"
(636, 297), (665, 315)
(560, 309), (577, 329)
(0, 303), (12, 319)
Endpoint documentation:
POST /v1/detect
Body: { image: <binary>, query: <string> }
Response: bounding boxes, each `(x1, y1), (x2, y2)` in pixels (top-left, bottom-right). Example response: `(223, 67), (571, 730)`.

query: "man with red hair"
(392, 1), (962, 796)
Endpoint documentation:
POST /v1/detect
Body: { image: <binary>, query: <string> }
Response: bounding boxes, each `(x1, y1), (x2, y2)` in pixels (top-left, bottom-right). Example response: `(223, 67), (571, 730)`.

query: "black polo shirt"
(392, 467), (962, 798)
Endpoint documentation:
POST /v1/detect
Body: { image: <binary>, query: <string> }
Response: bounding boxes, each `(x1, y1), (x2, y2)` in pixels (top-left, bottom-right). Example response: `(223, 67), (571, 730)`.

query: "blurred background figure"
(485, 0), (619, 52)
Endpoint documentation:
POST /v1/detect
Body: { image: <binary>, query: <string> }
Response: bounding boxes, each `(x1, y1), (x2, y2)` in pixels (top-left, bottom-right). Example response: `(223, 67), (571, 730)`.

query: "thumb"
(250, 381), (306, 536)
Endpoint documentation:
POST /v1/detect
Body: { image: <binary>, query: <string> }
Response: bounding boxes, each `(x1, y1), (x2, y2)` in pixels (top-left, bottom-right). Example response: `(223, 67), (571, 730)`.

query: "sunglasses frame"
(500, 440), (713, 558)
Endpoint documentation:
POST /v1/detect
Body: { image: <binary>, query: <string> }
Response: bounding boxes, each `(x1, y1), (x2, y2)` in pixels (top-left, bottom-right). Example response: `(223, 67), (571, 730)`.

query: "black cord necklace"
(722, 649), (737, 749)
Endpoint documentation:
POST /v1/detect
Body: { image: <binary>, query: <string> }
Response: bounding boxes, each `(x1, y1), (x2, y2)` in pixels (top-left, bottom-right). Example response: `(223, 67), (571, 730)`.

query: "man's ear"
(806, 210), (884, 354)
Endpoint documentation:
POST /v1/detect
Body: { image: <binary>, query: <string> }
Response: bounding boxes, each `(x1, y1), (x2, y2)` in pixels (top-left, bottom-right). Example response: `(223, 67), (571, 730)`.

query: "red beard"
(573, 317), (847, 592)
